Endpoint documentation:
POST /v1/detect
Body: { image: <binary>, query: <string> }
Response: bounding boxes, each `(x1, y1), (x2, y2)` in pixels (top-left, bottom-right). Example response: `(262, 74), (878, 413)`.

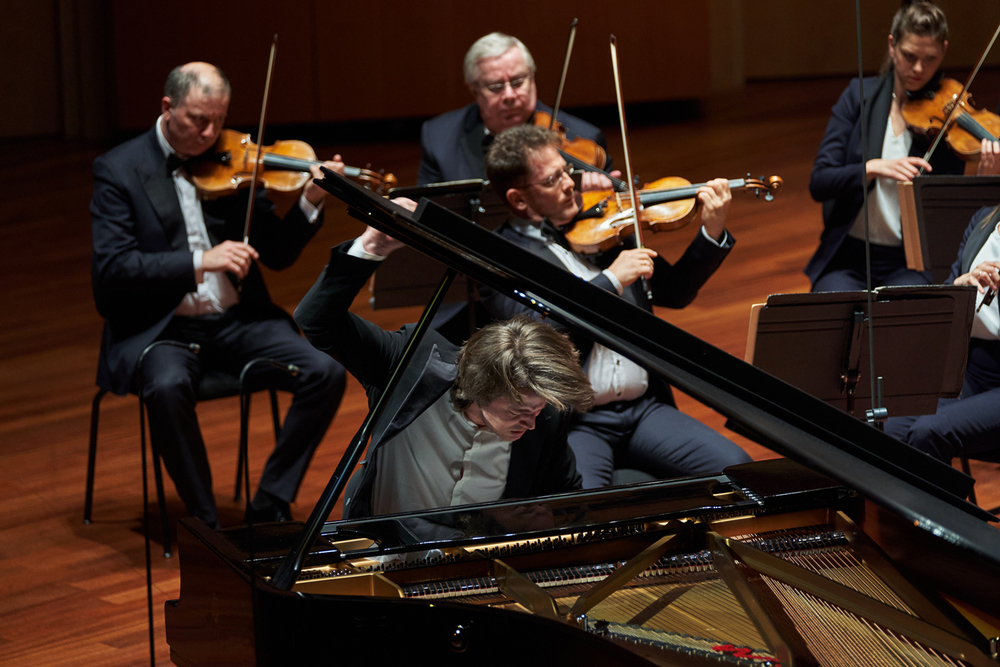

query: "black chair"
(83, 341), (284, 557)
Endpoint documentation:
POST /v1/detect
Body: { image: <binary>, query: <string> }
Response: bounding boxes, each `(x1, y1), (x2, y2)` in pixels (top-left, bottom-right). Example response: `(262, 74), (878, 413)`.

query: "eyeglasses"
(517, 164), (574, 189)
(479, 75), (530, 96)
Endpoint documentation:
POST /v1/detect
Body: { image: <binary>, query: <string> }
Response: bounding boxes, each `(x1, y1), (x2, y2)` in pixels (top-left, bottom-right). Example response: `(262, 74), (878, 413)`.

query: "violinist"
(807, 1), (1000, 293)
(885, 200), (1000, 467)
(480, 125), (752, 489)
(418, 32), (616, 192)
(90, 62), (348, 529)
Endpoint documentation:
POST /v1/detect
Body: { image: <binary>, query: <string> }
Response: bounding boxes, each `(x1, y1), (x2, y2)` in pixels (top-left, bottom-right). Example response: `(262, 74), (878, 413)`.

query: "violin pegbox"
(743, 174), (782, 202)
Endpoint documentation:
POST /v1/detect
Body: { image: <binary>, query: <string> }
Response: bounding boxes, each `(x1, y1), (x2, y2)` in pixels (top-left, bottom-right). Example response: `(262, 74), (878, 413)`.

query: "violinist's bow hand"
(978, 288), (997, 313)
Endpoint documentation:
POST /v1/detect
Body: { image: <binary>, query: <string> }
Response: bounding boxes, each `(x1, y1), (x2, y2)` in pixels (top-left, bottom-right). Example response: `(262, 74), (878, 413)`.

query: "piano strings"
(294, 512), (983, 667)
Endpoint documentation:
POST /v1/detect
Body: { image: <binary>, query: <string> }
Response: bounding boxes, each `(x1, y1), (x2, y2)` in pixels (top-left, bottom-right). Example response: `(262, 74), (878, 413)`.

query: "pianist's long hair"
(451, 316), (594, 413)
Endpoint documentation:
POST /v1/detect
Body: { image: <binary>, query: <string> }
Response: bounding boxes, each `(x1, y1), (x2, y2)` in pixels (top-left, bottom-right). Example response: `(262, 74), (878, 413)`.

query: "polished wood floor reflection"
(2, 75), (999, 666)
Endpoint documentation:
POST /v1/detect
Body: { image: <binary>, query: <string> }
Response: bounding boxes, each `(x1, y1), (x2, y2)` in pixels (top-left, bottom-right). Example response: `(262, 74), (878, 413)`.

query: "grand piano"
(164, 171), (1000, 666)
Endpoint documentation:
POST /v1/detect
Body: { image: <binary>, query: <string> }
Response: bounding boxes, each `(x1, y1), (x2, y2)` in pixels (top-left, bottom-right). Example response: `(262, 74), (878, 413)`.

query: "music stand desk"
(747, 285), (975, 418)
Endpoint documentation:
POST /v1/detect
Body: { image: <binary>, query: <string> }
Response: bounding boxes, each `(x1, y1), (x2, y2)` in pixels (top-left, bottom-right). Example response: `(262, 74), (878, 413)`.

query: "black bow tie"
(540, 219), (571, 249)
(481, 131), (495, 152)
(166, 153), (195, 175)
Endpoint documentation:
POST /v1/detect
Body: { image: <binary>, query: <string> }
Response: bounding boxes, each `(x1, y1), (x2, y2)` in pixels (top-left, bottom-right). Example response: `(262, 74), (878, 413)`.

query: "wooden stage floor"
(2, 75), (998, 665)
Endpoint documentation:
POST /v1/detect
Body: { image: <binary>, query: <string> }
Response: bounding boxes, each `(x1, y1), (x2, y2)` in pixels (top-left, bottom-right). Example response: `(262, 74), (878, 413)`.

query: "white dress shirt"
(506, 218), (650, 405)
(848, 114), (912, 246)
(969, 219), (1000, 341)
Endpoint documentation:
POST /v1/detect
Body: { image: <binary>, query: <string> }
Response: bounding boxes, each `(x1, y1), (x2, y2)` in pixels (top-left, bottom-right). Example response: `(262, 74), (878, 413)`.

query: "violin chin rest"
(577, 204), (604, 220)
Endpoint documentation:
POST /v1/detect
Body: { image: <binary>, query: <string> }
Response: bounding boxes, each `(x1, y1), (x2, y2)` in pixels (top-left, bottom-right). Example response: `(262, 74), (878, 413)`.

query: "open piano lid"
(290, 169), (999, 574)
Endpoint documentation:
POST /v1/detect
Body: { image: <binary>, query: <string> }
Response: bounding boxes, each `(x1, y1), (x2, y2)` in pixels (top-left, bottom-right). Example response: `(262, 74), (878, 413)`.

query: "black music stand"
(373, 180), (509, 310)
(900, 175), (1000, 283)
(746, 285), (975, 419)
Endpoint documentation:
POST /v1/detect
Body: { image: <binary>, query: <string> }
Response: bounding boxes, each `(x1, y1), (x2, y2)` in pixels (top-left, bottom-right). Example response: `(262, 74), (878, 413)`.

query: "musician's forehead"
(526, 145), (564, 176)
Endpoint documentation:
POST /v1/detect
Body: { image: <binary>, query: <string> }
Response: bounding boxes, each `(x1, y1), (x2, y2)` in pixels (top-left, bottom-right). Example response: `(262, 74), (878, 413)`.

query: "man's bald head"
(164, 62), (231, 108)
(160, 62), (230, 158)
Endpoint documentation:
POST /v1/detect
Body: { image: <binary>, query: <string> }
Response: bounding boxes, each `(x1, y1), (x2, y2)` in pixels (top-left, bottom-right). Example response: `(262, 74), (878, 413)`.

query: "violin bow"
(918, 20), (1000, 172)
(549, 18), (578, 131)
(610, 35), (652, 302)
(243, 34), (278, 244)
(548, 19), (629, 191)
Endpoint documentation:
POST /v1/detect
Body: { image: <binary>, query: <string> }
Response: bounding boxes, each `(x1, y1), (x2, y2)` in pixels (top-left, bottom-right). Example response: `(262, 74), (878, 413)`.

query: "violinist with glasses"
(479, 124), (752, 489)
(418, 32), (617, 192)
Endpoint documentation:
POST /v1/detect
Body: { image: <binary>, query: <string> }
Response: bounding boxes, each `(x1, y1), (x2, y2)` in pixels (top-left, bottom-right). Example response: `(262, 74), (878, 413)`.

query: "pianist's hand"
(358, 225), (404, 258)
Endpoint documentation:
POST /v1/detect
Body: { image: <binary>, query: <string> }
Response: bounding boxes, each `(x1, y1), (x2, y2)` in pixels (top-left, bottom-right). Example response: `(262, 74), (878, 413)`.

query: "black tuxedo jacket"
(90, 127), (321, 394)
(417, 101), (608, 185)
(481, 221), (734, 404)
(294, 241), (582, 519)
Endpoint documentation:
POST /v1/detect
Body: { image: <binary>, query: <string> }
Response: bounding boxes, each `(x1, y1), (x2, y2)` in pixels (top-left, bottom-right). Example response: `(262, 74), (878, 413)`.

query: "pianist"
(295, 226), (594, 519)
(481, 124), (752, 488)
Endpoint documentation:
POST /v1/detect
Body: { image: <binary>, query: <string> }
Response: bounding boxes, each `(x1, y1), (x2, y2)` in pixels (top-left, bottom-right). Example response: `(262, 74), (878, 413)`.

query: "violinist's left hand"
(580, 169), (623, 193)
(304, 155), (346, 205)
(977, 139), (1000, 176)
(698, 178), (732, 242)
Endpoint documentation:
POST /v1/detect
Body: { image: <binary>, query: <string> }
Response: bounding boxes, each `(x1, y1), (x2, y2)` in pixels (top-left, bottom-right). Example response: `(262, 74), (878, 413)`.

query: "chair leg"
(234, 393), (253, 501)
(151, 446), (172, 559)
(235, 389), (282, 502)
(268, 388), (282, 440)
(960, 457), (978, 507)
(140, 393), (173, 558)
(137, 392), (158, 667)
(84, 388), (109, 524)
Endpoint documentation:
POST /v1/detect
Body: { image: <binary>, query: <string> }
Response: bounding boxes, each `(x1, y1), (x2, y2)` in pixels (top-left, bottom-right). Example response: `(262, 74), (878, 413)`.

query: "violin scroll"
(744, 175), (783, 202)
(344, 165), (398, 195)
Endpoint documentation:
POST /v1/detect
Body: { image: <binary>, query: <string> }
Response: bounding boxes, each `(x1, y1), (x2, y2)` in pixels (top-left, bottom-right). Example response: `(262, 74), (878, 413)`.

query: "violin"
(533, 110), (609, 171)
(902, 78), (1000, 160)
(565, 175), (783, 255)
(190, 128), (397, 199)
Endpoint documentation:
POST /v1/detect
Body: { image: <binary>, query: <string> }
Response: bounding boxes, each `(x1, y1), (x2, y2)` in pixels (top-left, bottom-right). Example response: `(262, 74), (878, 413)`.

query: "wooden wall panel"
(8, 2), (1000, 139)
(0, 3), (61, 138)
(314, 0), (712, 121)
(744, 0), (1000, 80)
(108, 0), (712, 131)
(111, 1), (320, 130)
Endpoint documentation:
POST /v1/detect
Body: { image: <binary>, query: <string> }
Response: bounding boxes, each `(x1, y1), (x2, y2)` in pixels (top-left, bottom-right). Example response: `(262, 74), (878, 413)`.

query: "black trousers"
(812, 237), (932, 292)
(140, 308), (346, 526)
(568, 393), (752, 488)
(885, 339), (1000, 464)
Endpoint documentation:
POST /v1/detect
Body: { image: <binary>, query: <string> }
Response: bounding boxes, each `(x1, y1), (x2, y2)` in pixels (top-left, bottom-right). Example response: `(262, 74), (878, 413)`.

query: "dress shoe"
(244, 490), (292, 525)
